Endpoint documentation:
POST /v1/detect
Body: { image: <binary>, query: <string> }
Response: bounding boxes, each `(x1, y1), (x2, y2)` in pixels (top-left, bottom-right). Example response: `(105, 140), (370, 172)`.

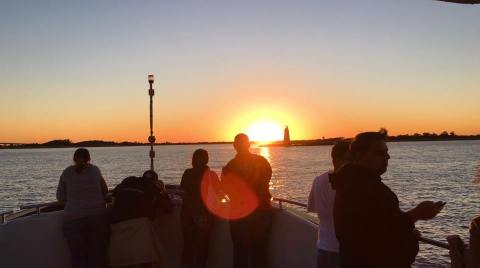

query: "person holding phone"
(330, 130), (444, 268)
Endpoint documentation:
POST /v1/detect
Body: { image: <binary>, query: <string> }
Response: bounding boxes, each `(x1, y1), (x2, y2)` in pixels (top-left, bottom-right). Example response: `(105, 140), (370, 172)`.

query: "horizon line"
(2, 131), (480, 146)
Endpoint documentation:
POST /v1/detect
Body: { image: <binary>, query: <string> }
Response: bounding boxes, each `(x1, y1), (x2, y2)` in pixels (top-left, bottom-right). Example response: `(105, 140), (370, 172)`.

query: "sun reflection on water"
(259, 147), (271, 162)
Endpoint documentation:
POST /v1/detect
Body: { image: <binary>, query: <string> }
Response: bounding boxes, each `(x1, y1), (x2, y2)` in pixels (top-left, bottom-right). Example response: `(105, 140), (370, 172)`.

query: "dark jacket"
(330, 164), (419, 268)
(222, 152), (272, 210)
(180, 166), (211, 218)
(111, 176), (172, 224)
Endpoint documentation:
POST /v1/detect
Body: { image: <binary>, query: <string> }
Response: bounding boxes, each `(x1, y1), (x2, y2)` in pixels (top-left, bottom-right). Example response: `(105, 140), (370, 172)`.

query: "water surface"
(1, 140), (479, 267)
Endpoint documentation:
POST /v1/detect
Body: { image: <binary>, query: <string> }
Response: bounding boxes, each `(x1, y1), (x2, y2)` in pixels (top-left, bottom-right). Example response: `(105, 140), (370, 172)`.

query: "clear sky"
(1, 0), (479, 143)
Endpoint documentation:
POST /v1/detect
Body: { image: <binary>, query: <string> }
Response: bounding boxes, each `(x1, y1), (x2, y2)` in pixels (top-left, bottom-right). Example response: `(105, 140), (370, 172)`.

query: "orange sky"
(1, 66), (479, 143)
(1, 74), (478, 143)
(1, 67), (479, 143)
(1, 1), (479, 143)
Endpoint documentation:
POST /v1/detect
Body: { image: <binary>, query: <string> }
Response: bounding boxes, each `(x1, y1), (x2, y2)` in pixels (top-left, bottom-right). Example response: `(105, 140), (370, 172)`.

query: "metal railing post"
(1, 211), (12, 224)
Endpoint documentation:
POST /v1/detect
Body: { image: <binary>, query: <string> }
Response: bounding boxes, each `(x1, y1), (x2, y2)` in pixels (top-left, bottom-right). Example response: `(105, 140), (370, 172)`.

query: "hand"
(153, 180), (166, 193)
(408, 201), (444, 222)
(412, 228), (421, 239)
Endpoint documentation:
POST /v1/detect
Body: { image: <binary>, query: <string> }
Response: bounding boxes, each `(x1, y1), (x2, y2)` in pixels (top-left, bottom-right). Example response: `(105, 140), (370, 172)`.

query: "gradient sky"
(1, 0), (479, 143)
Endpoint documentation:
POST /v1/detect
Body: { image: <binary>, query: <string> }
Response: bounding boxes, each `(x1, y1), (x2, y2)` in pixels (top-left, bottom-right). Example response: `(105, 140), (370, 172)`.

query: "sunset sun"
(246, 121), (284, 142)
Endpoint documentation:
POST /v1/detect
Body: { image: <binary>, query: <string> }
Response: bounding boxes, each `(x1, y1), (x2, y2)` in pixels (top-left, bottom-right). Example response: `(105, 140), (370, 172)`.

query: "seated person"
(109, 170), (172, 268)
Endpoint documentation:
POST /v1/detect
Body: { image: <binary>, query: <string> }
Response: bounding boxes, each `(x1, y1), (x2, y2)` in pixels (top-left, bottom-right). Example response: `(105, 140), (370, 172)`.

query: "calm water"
(1, 141), (479, 267)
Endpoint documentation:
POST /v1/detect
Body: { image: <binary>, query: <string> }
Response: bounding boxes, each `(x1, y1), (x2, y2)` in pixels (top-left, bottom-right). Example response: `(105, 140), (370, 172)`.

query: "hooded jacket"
(330, 163), (419, 268)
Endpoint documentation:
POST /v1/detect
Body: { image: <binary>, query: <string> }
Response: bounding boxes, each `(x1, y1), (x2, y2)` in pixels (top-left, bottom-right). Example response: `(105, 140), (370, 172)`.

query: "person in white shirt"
(307, 142), (350, 268)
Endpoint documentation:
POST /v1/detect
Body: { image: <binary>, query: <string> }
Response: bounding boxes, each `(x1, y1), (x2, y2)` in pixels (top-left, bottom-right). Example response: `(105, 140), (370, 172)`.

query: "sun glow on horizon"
(246, 121), (284, 143)
(227, 105), (307, 143)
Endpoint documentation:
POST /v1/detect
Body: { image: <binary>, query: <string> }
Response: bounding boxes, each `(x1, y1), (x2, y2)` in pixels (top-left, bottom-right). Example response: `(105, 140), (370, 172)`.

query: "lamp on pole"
(148, 74), (156, 171)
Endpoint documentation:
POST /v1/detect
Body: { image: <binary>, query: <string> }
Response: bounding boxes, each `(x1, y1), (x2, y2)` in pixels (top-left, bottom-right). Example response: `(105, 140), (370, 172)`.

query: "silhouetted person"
(308, 142), (350, 268)
(181, 149), (221, 268)
(108, 170), (172, 268)
(57, 148), (109, 268)
(330, 131), (444, 268)
(222, 133), (273, 268)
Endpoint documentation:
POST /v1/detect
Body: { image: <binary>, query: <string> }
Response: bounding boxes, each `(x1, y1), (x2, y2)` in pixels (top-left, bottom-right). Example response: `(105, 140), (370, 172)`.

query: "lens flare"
(201, 172), (258, 220)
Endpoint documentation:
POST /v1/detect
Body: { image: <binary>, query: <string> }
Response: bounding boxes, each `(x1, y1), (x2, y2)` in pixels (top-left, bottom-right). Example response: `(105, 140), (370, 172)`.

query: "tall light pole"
(148, 74), (156, 171)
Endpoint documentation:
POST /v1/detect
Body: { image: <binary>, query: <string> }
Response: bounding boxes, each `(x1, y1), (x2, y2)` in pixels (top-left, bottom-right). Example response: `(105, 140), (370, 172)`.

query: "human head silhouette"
(350, 130), (390, 176)
(331, 141), (351, 172)
(142, 170), (159, 182)
(192, 149), (209, 169)
(73, 148), (90, 173)
(233, 133), (250, 154)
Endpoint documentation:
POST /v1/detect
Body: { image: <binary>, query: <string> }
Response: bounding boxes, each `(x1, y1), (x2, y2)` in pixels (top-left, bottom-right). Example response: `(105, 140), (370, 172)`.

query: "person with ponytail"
(57, 148), (109, 268)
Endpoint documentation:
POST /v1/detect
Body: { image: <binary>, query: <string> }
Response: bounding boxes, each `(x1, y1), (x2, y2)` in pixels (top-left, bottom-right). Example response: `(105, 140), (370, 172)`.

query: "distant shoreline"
(2, 134), (480, 149)
(264, 135), (480, 147)
(0, 140), (232, 150)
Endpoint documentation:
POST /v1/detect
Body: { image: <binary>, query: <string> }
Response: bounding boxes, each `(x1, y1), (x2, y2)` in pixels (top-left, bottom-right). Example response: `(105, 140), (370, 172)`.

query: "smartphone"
(436, 201), (447, 209)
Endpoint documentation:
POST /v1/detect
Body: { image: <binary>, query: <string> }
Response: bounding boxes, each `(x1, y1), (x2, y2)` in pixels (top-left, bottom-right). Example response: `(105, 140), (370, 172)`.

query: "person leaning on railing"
(108, 170), (172, 268)
(56, 148), (110, 268)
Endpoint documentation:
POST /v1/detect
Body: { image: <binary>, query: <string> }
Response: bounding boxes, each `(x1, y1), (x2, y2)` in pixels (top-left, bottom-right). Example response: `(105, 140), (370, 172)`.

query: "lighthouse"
(283, 126), (291, 146)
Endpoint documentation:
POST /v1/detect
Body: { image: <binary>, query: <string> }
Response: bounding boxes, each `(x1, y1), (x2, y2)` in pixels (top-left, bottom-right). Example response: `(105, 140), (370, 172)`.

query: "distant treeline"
(0, 139), (231, 149)
(266, 131), (480, 147)
(2, 131), (480, 149)
(388, 131), (480, 142)
(0, 139), (144, 149)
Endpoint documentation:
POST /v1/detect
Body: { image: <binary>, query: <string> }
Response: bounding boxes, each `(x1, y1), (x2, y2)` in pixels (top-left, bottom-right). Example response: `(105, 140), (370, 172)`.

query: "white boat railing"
(272, 197), (452, 250)
(0, 192), (460, 251)
(0, 184), (183, 223)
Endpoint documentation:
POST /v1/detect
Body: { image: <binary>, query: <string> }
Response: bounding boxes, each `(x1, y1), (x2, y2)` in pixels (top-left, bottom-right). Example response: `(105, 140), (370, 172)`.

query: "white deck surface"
(0, 206), (317, 268)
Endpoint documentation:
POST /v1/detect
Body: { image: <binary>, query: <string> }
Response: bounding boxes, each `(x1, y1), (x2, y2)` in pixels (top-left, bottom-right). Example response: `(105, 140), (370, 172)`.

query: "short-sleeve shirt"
(307, 171), (339, 252)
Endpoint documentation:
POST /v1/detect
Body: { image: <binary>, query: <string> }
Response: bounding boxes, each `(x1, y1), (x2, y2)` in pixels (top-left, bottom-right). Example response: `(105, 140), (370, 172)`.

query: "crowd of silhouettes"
(57, 130), (447, 268)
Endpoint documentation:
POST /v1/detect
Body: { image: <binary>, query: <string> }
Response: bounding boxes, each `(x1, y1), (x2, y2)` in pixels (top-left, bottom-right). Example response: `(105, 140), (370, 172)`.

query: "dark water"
(1, 140), (479, 267)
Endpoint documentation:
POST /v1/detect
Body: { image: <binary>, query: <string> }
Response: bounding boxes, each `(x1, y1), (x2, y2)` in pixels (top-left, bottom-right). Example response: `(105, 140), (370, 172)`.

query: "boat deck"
(0, 202), (318, 268)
